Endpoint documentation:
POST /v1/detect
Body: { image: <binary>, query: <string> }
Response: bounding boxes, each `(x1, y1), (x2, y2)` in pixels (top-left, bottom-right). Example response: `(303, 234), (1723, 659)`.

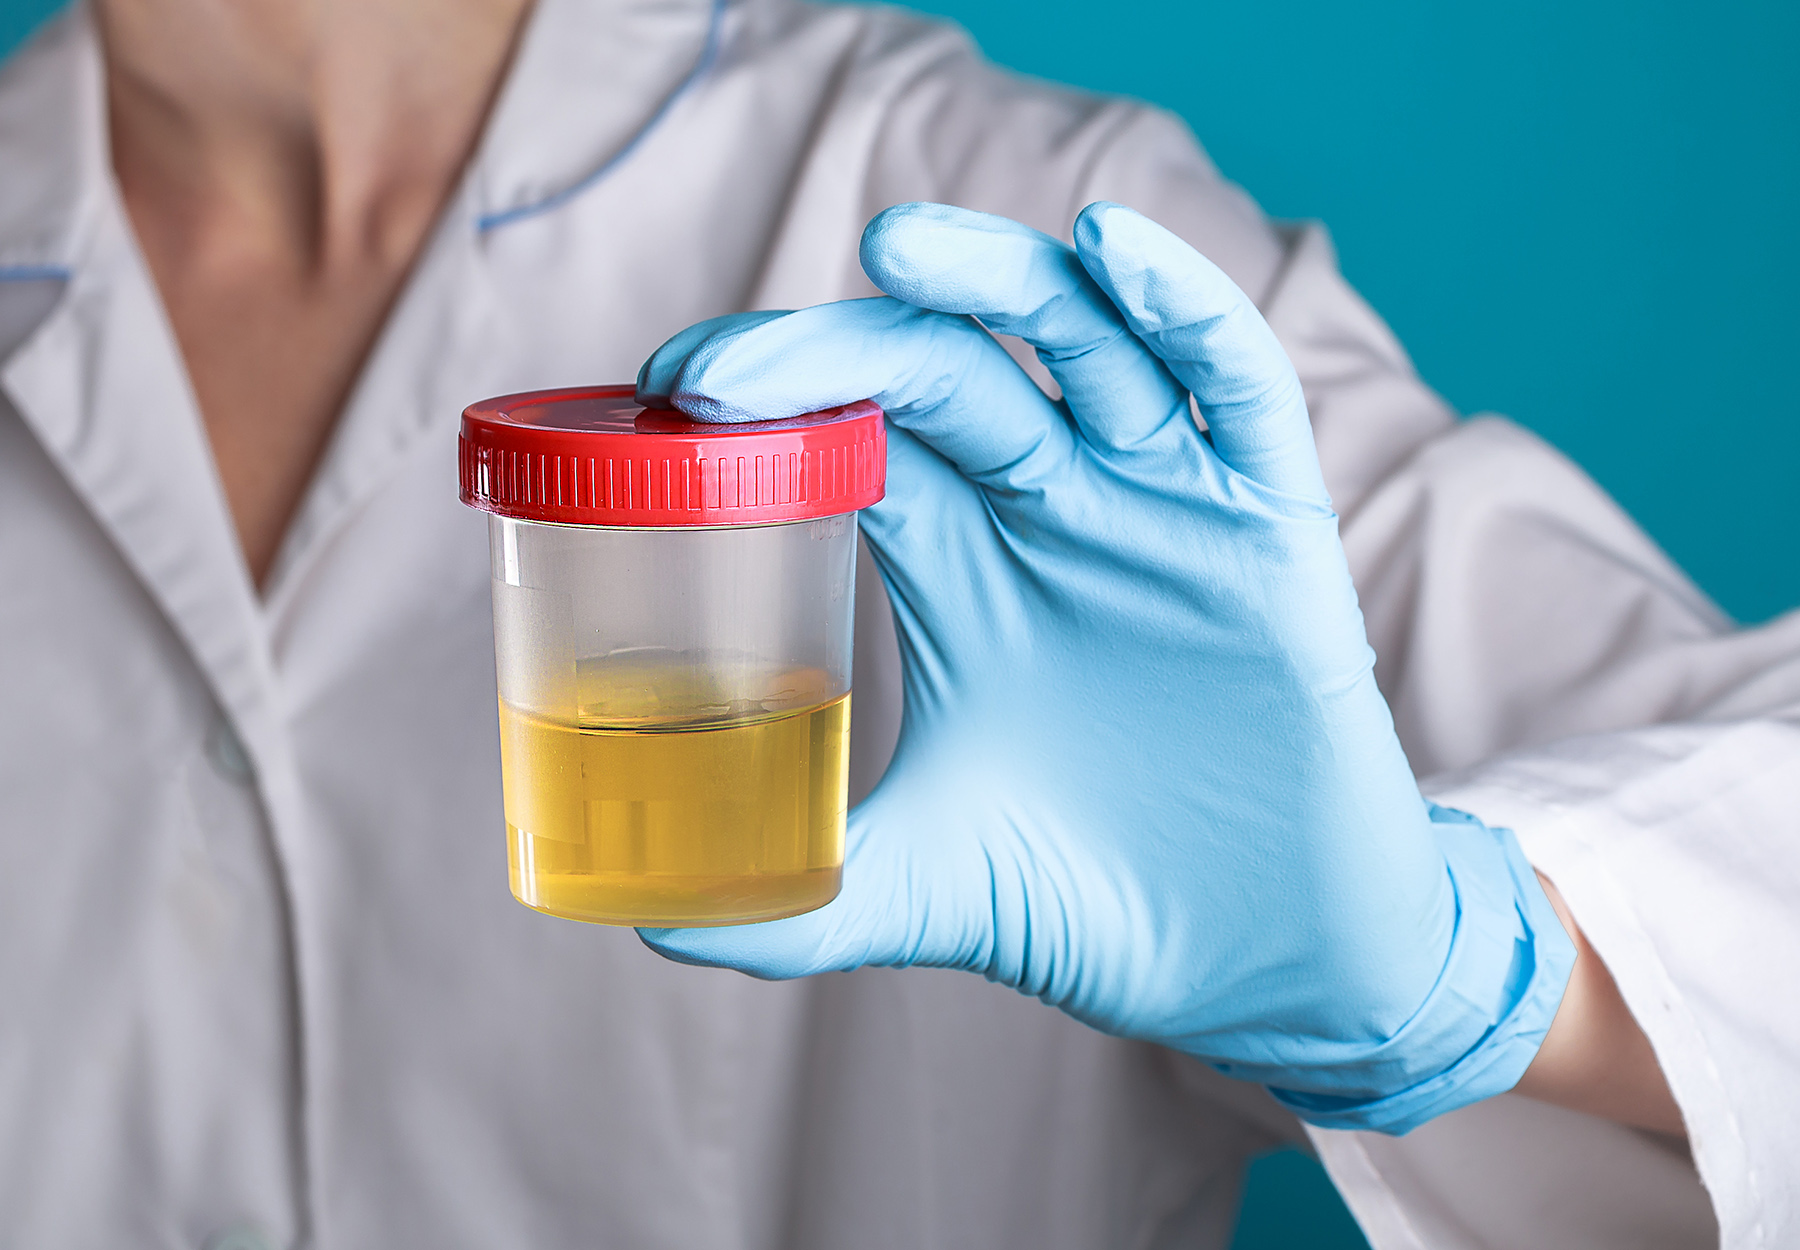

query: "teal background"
(906, 0), (1799, 626)
(1232, 1147), (1373, 1250)
(6, 0), (1794, 1245)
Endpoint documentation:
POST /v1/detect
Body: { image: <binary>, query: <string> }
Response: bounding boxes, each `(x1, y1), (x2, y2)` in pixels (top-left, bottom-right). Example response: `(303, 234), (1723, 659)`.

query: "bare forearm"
(1511, 873), (1685, 1137)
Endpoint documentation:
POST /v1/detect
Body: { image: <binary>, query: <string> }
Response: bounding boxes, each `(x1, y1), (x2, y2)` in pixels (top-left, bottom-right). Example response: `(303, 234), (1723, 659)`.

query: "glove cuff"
(1265, 805), (1577, 1135)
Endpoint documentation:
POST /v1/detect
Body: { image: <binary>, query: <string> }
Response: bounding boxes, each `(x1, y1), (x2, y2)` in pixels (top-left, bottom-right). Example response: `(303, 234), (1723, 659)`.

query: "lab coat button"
(203, 1228), (272, 1250)
(205, 718), (254, 783)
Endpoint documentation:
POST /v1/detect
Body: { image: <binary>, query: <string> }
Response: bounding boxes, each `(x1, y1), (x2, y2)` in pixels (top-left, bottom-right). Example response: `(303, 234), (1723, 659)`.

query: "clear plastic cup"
(459, 386), (886, 926)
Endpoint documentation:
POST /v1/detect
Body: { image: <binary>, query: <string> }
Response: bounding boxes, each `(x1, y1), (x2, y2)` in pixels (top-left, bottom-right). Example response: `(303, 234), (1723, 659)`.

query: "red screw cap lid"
(459, 385), (886, 527)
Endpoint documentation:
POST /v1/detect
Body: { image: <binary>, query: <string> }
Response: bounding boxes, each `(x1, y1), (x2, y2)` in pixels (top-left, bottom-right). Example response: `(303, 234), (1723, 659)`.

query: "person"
(0, 0), (1792, 1245)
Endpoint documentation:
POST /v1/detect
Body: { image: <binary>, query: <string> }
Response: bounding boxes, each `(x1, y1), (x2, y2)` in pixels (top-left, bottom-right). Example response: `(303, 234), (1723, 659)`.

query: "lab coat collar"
(0, 0), (732, 270)
(466, 0), (729, 231)
(0, 0), (731, 763)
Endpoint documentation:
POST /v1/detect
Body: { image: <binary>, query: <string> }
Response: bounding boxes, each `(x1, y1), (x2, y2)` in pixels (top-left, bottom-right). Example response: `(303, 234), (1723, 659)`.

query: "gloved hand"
(635, 202), (1574, 1133)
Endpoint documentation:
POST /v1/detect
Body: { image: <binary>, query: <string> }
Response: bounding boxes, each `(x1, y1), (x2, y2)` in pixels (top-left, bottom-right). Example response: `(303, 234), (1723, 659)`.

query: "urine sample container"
(459, 385), (886, 927)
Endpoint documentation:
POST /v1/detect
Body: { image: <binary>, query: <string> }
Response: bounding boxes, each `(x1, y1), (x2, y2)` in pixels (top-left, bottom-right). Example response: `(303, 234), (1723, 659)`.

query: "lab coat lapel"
(0, 8), (287, 783)
(254, 190), (509, 611)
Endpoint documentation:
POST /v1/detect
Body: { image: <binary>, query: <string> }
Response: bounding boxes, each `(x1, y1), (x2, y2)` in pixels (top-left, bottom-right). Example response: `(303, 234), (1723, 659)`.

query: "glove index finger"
(637, 310), (790, 408)
(641, 296), (1074, 490)
(1073, 202), (1329, 501)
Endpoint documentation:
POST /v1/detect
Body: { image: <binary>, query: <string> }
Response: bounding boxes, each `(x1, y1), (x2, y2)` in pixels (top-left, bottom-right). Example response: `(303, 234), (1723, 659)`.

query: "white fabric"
(0, 2), (1794, 1247)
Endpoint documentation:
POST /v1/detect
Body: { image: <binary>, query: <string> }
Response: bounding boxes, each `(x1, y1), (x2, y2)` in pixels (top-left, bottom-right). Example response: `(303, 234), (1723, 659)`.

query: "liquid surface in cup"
(498, 665), (849, 926)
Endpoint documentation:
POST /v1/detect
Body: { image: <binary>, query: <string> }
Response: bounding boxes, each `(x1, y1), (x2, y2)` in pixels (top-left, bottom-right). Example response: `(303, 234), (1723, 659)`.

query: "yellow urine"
(498, 681), (849, 926)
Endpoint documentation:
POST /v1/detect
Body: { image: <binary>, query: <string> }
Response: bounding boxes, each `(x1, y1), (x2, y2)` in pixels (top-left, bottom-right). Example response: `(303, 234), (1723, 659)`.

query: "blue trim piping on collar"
(475, 0), (729, 234)
(0, 265), (72, 281)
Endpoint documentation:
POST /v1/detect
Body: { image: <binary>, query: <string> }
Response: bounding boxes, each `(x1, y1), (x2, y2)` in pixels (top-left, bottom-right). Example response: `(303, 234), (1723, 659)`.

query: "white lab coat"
(0, 1), (1794, 1247)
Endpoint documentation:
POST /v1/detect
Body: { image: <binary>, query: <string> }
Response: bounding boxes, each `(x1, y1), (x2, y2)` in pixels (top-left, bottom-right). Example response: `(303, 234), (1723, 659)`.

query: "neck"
(98, 0), (534, 273)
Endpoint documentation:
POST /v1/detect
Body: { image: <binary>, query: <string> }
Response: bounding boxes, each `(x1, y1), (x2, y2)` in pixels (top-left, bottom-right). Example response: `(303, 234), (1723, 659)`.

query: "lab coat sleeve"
(1312, 406), (1800, 1250)
(1078, 104), (1800, 1250)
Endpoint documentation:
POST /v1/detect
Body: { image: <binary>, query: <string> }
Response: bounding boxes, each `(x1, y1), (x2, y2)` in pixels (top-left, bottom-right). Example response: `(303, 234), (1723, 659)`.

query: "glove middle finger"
(859, 202), (1197, 458)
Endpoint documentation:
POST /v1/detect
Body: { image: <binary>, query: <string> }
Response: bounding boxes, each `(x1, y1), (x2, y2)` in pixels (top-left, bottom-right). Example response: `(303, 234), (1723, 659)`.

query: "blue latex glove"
(635, 202), (1575, 1133)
